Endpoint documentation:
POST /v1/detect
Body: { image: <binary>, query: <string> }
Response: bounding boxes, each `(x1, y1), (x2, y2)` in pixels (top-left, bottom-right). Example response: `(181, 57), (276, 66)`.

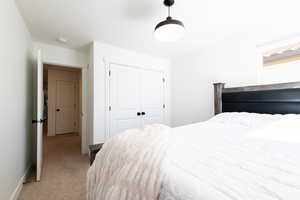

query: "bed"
(87, 82), (300, 200)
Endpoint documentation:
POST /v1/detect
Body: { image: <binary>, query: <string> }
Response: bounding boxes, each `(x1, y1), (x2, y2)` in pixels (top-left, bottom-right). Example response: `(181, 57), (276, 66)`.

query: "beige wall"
(47, 65), (81, 136)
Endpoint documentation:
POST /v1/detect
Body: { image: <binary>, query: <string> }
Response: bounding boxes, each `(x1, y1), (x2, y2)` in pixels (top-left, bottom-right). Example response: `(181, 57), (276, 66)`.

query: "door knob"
(56, 109), (60, 112)
(141, 112), (145, 115)
(137, 112), (141, 116)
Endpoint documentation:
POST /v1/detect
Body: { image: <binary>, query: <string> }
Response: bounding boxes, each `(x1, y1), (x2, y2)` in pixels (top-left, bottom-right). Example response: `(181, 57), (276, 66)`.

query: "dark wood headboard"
(214, 82), (300, 115)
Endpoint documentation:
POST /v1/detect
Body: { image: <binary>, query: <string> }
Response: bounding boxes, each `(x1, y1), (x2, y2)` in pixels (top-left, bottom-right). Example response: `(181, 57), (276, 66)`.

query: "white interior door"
(55, 80), (76, 134)
(140, 70), (165, 126)
(34, 49), (44, 181)
(109, 64), (141, 137)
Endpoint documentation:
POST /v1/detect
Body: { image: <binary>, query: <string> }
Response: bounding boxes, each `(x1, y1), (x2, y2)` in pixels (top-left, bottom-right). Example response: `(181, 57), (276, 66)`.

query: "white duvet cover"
(87, 113), (300, 200)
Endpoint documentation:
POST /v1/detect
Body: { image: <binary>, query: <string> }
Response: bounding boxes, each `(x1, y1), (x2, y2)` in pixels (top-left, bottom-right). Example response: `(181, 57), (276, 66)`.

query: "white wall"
(171, 55), (215, 126)
(0, 1), (33, 199)
(90, 41), (171, 144)
(259, 60), (300, 84)
(33, 42), (88, 67)
(171, 37), (262, 127)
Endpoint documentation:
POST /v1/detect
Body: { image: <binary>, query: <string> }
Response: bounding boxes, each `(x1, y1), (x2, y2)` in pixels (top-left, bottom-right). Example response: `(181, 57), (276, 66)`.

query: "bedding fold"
(87, 124), (171, 200)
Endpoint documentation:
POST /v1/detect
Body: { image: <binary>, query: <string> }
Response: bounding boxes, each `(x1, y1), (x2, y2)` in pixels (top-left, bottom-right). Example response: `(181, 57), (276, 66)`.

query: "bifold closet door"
(140, 69), (165, 126)
(109, 64), (142, 137)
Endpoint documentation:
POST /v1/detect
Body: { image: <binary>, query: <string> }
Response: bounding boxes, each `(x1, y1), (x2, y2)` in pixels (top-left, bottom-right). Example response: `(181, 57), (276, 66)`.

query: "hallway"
(19, 134), (89, 200)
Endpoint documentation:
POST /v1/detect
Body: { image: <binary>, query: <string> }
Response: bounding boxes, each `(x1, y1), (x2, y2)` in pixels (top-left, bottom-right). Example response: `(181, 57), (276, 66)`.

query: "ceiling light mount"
(164, 0), (174, 7)
(154, 0), (185, 42)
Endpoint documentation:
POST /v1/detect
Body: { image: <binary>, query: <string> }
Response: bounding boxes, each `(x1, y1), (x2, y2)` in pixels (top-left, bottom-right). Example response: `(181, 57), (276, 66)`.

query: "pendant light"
(154, 0), (185, 42)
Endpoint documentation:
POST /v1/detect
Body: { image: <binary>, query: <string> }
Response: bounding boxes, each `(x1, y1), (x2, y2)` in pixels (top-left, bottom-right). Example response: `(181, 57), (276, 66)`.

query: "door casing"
(44, 62), (89, 154)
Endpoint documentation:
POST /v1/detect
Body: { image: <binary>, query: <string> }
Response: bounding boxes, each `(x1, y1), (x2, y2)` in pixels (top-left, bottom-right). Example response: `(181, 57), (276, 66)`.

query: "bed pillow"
(209, 112), (283, 128)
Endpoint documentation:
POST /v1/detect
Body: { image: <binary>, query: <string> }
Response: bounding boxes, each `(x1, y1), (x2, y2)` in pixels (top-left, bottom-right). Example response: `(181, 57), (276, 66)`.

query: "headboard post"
(213, 83), (225, 115)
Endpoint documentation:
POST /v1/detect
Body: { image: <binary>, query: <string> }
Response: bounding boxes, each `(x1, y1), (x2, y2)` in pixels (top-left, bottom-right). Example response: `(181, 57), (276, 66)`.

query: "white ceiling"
(16, 0), (300, 58)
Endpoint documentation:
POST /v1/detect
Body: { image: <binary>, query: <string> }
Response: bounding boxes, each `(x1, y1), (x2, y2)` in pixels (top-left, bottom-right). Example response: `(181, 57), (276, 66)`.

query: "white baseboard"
(9, 166), (31, 200)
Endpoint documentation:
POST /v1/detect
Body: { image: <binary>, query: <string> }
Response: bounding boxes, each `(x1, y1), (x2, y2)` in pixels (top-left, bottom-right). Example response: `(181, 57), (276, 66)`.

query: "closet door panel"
(109, 64), (141, 137)
(140, 69), (165, 126)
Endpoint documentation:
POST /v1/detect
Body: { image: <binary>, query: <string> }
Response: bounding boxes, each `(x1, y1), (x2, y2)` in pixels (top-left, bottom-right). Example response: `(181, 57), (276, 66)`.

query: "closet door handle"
(141, 112), (145, 115)
(137, 112), (141, 116)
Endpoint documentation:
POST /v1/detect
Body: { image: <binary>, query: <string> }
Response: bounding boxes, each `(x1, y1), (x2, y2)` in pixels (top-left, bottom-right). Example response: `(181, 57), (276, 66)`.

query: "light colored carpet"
(19, 134), (89, 200)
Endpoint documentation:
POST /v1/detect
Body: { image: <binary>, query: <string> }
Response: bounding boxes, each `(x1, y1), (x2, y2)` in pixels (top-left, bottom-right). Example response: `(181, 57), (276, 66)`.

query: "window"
(262, 41), (300, 67)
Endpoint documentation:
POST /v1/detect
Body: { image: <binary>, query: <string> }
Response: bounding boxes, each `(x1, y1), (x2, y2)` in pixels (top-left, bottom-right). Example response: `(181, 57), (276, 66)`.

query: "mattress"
(87, 112), (300, 200)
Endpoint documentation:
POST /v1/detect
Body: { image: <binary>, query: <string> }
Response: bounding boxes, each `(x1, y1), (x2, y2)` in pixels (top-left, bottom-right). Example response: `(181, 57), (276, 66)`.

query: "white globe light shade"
(154, 17), (185, 42)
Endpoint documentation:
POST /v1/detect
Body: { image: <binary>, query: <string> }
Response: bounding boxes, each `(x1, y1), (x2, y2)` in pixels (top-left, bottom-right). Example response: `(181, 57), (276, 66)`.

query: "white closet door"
(109, 64), (141, 137)
(140, 69), (165, 126)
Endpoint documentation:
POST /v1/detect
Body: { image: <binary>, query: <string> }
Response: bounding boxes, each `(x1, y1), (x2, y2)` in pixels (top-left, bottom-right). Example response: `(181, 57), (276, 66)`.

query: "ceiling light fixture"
(154, 0), (185, 42)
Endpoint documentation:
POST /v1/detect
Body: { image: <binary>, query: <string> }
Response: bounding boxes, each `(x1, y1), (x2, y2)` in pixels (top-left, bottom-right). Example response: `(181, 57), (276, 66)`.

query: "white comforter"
(87, 113), (300, 200)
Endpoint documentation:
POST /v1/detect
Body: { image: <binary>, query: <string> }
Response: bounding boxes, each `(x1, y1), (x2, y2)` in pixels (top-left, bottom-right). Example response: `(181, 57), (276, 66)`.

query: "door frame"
(44, 61), (89, 154)
(104, 57), (167, 140)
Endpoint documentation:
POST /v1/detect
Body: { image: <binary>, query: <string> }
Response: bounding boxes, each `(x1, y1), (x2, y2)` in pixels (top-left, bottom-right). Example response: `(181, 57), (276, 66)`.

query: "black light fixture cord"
(168, 6), (170, 17)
